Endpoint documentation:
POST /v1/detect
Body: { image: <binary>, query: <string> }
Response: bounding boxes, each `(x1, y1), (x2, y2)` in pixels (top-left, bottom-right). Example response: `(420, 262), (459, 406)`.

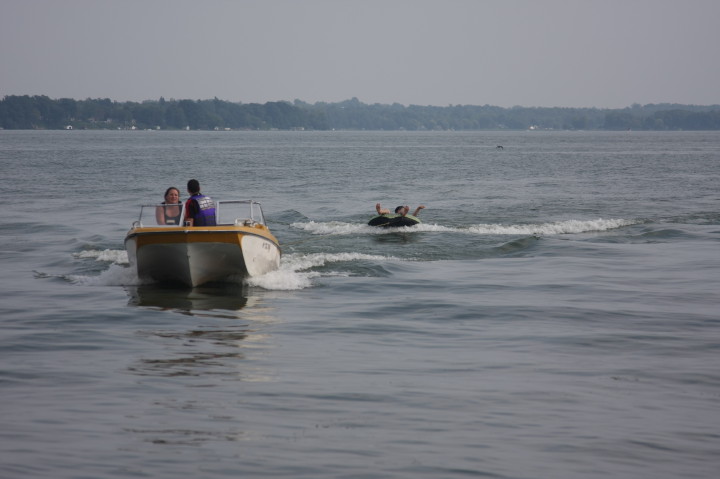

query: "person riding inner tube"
(368, 203), (425, 227)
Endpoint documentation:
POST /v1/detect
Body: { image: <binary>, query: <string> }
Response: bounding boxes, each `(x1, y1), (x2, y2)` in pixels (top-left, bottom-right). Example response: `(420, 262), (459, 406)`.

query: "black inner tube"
(368, 215), (421, 227)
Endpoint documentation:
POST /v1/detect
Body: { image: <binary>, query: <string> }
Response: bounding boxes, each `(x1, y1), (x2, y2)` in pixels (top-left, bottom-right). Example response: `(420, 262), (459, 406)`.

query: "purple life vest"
(188, 194), (216, 226)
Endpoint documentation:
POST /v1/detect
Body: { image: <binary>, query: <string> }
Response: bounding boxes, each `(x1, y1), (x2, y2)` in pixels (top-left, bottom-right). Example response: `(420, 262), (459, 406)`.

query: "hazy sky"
(2, 0), (719, 108)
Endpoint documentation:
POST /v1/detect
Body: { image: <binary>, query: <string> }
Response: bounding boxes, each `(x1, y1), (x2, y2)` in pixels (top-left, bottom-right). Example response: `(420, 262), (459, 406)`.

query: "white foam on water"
(291, 221), (371, 235)
(62, 248), (138, 286)
(466, 218), (639, 235)
(67, 264), (141, 286)
(70, 246), (392, 290)
(246, 252), (395, 291)
(245, 268), (318, 291)
(292, 218), (639, 237)
(291, 220), (444, 236)
(71, 219), (636, 290)
(74, 249), (129, 265)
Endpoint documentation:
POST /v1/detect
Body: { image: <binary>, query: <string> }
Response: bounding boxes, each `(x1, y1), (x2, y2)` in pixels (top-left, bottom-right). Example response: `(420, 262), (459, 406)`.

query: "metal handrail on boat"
(215, 200), (267, 226)
(132, 200), (266, 227)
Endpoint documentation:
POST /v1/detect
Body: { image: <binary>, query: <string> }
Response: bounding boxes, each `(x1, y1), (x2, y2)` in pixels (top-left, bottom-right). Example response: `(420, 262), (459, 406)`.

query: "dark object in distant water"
(368, 214), (422, 227)
(496, 145), (504, 150)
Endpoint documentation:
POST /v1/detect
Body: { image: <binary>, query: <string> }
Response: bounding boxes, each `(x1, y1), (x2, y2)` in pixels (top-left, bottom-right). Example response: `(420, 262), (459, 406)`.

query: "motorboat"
(125, 200), (280, 287)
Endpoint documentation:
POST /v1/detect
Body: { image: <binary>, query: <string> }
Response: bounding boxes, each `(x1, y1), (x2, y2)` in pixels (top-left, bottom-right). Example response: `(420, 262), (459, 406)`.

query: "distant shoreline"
(2, 95), (719, 131)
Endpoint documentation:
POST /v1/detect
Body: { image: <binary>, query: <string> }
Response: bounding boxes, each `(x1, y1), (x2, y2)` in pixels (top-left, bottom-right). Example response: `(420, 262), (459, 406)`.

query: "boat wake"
(292, 218), (639, 236)
(247, 252), (397, 290)
(74, 249), (129, 265)
(68, 248), (398, 291)
(64, 217), (639, 291)
(465, 218), (639, 235)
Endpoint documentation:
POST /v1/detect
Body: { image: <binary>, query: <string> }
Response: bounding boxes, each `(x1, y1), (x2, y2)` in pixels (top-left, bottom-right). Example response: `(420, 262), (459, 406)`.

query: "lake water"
(1, 129), (719, 478)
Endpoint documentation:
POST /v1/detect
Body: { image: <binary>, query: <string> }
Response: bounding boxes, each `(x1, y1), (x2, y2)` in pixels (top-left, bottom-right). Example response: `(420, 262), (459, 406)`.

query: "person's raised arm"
(412, 205), (425, 216)
(376, 202), (390, 215)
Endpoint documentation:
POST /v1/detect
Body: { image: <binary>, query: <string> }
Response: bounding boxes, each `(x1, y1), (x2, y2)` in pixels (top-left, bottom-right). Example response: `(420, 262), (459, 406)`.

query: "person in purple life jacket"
(184, 179), (217, 227)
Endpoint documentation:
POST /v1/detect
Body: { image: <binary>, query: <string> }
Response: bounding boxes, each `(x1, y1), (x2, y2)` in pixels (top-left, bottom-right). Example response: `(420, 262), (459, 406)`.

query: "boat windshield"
(215, 200), (267, 226)
(132, 200), (267, 227)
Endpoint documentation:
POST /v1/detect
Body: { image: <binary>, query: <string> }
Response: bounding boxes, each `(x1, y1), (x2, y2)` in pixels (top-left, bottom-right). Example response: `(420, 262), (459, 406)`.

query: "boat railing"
(131, 200), (266, 228)
(215, 200), (267, 226)
(132, 203), (186, 228)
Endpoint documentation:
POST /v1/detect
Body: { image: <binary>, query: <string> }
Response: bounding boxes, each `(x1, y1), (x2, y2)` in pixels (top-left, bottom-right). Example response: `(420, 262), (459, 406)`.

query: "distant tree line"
(301, 98), (720, 131)
(2, 95), (720, 131)
(0, 96), (327, 131)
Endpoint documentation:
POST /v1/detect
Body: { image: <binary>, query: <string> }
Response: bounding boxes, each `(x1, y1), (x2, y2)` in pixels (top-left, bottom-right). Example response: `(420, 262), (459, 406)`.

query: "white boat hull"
(125, 226), (280, 287)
